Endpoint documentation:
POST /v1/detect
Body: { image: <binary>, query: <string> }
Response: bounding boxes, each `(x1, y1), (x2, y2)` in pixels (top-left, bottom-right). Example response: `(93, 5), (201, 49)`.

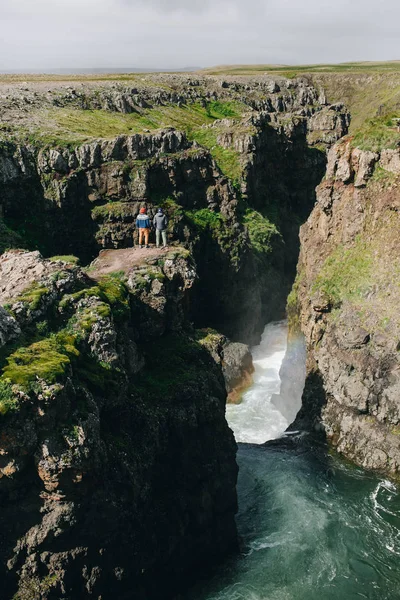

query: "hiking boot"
(139, 245), (143, 249)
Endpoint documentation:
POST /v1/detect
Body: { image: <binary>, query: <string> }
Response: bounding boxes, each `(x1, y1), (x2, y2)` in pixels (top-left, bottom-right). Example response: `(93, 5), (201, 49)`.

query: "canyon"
(0, 69), (399, 599)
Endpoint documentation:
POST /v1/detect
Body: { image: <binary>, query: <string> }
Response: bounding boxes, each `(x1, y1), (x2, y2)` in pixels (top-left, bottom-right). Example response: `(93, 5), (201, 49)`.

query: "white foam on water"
(226, 321), (289, 444)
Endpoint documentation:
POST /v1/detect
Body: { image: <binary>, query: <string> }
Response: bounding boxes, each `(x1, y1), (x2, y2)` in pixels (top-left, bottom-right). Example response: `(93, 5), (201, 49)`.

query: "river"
(189, 322), (400, 600)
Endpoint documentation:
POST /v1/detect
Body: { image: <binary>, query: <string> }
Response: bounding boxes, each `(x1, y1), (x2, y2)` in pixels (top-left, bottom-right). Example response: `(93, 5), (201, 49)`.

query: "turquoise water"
(189, 323), (400, 600)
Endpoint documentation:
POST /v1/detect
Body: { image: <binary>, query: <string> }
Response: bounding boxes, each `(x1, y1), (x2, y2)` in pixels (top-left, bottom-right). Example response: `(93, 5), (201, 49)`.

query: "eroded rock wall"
(0, 250), (238, 600)
(294, 139), (400, 476)
(0, 76), (349, 343)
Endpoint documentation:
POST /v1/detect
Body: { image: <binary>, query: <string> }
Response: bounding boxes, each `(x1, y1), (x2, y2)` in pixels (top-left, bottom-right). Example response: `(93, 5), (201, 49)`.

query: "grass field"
(201, 62), (400, 136)
(1, 62), (400, 153)
(201, 61), (400, 76)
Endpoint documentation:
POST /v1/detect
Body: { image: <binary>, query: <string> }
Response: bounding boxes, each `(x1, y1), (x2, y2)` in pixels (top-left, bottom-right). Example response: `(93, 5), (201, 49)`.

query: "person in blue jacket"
(136, 207), (151, 248)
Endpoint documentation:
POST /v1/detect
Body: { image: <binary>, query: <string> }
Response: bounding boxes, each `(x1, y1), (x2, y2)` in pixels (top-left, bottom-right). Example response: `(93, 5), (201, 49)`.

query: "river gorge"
(191, 323), (400, 600)
(0, 71), (399, 599)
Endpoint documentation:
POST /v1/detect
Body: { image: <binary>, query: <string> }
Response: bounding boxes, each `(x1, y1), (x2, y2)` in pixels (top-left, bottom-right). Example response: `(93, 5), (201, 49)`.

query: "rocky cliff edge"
(293, 139), (400, 477)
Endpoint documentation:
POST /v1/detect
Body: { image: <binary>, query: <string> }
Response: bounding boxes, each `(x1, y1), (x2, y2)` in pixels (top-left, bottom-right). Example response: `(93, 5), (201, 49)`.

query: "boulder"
(222, 342), (254, 394)
(379, 149), (400, 174)
(353, 150), (379, 187)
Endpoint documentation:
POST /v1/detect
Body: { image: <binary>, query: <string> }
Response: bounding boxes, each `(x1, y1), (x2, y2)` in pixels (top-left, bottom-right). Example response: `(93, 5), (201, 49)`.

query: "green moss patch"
(184, 207), (223, 231)
(286, 270), (304, 333)
(72, 302), (112, 336)
(50, 255), (80, 265)
(242, 209), (282, 258)
(312, 238), (373, 307)
(97, 273), (130, 320)
(0, 380), (18, 415)
(351, 113), (400, 152)
(188, 126), (243, 184)
(60, 272), (129, 321)
(91, 202), (133, 221)
(1, 332), (79, 392)
(16, 283), (50, 311)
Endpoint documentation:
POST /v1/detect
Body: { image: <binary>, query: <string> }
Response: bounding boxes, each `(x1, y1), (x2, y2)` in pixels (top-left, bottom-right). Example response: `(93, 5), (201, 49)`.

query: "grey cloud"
(119, 0), (213, 13)
(0, 0), (399, 70)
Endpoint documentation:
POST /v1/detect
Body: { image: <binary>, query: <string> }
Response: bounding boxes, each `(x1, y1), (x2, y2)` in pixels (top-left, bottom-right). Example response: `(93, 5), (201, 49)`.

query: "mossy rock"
(0, 380), (18, 416)
(1, 332), (79, 392)
(16, 283), (50, 311)
(50, 255), (80, 265)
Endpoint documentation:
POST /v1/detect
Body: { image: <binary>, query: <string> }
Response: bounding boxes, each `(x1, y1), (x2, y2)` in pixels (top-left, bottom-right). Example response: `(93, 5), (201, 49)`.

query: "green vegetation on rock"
(1, 332), (79, 392)
(0, 379), (18, 415)
(184, 207), (244, 266)
(286, 270), (304, 333)
(185, 207), (223, 231)
(50, 255), (80, 265)
(188, 126), (243, 184)
(129, 266), (165, 293)
(16, 283), (50, 311)
(242, 209), (281, 258)
(351, 114), (400, 151)
(12, 573), (59, 600)
(92, 202), (132, 221)
(72, 302), (112, 336)
(60, 272), (129, 321)
(312, 238), (373, 307)
(22, 101), (247, 148)
(97, 273), (130, 320)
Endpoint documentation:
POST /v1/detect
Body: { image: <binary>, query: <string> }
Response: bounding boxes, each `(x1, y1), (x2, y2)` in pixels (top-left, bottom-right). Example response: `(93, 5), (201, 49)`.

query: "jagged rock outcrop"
(196, 331), (254, 401)
(0, 74), (352, 599)
(294, 139), (400, 476)
(0, 75), (349, 344)
(0, 250), (238, 600)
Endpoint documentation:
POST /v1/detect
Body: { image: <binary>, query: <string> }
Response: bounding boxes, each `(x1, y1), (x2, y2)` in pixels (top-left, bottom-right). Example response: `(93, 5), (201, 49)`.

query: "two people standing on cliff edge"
(135, 207), (168, 249)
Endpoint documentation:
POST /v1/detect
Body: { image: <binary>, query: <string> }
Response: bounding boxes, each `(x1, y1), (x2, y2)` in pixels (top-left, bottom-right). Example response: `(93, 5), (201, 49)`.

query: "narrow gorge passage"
(189, 323), (400, 600)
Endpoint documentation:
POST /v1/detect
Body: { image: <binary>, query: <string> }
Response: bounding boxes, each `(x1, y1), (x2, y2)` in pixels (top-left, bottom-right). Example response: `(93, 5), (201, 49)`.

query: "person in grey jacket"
(153, 208), (168, 248)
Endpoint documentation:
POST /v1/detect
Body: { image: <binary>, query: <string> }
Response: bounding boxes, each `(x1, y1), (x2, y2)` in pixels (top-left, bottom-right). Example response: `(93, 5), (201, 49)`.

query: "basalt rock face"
(0, 250), (238, 600)
(0, 75), (350, 598)
(242, 112), (327, 278)
(0, 75), (349, 344)
(294, 139), (400, 476)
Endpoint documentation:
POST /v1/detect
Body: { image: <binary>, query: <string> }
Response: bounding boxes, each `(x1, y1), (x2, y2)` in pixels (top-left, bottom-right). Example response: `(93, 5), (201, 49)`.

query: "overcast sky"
(1, 0), (399, 70)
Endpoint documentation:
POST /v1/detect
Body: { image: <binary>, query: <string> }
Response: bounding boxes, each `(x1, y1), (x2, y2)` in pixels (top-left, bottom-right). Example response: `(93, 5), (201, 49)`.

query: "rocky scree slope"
(292, 139), (400, 477)
(0, 75), (349, 344)
(0, 248), (250, 600)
